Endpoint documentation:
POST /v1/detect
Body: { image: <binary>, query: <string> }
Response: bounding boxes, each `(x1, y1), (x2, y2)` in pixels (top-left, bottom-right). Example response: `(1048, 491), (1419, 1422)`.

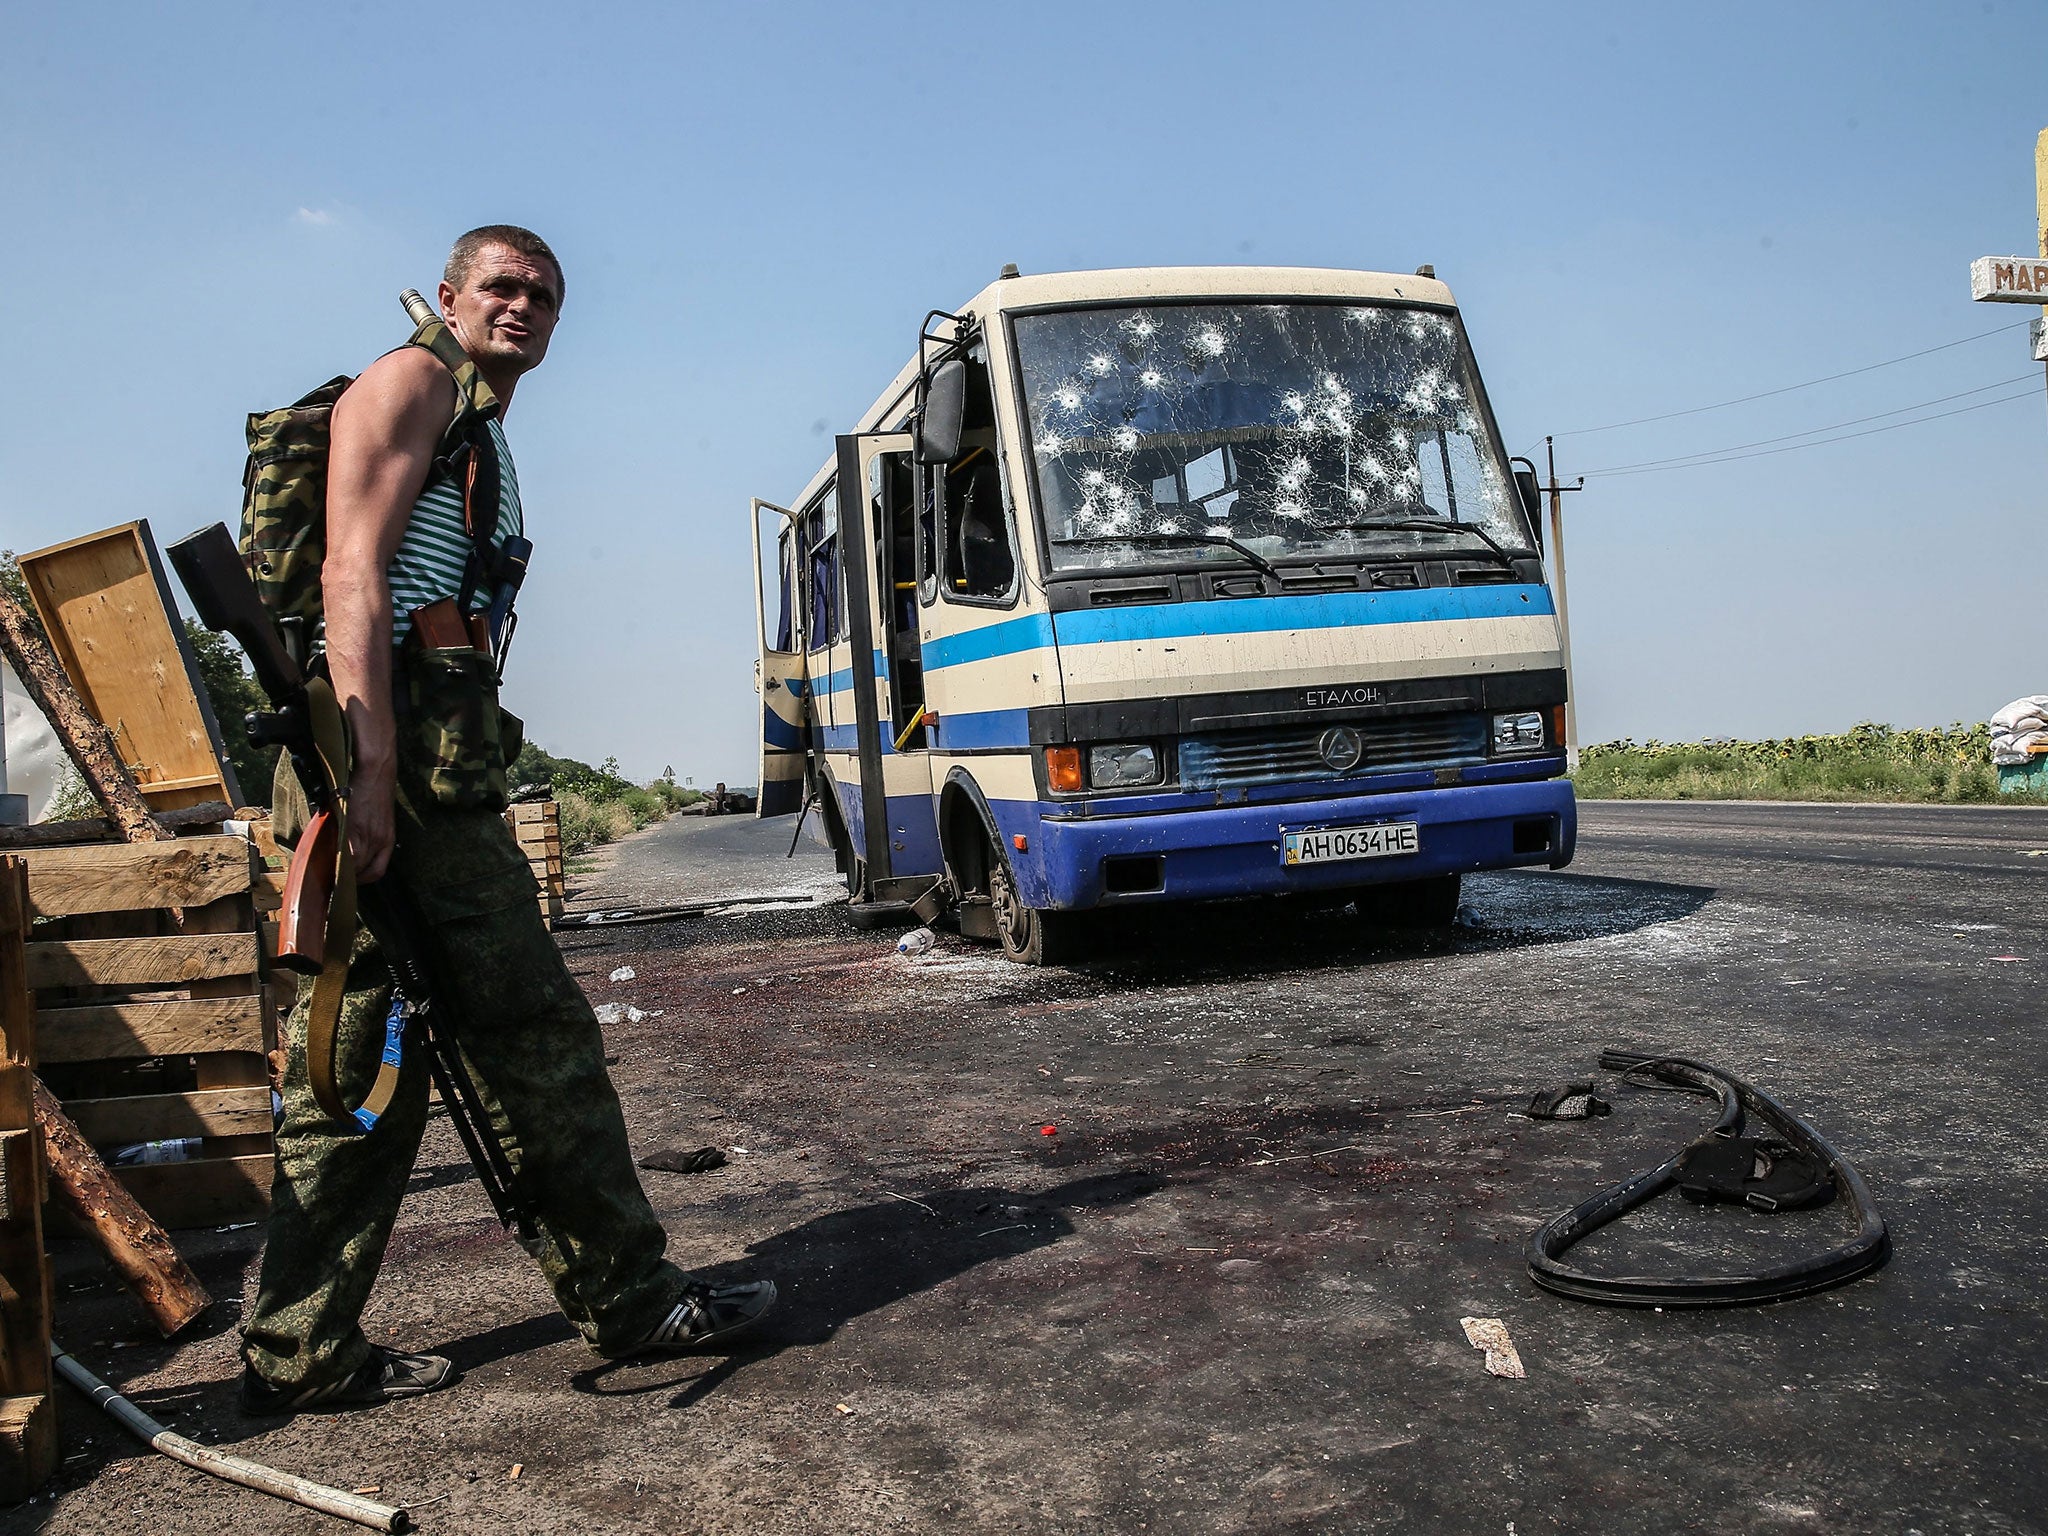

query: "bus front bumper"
(1008, 777), (1577, 911)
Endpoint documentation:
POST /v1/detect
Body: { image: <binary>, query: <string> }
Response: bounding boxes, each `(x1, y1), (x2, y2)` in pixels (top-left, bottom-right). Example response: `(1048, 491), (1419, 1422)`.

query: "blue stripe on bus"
(1053, 584), (1553, 647)
(763, 709), (805, 750)
(930, 708), (1032, 749)
(883, 584), (1554, 676)
(804, 587), (1552, 700)
(919, 613), (1057, 670)
(823, 650), (890, 695)
(817, 706), (1031, 753)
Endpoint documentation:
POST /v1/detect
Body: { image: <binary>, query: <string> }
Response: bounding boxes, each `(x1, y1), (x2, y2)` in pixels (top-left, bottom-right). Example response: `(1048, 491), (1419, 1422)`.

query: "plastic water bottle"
(896, 927), (936, 957)
(111, 1139), (201, 1166)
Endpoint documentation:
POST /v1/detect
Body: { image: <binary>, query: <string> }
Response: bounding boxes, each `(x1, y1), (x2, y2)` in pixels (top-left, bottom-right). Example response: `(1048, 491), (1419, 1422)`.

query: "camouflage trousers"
(241, 768), (688, 1390)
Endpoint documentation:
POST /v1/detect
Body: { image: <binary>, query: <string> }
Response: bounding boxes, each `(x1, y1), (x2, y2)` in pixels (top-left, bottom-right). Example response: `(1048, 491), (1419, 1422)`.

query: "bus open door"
(751, 497), (808, 817)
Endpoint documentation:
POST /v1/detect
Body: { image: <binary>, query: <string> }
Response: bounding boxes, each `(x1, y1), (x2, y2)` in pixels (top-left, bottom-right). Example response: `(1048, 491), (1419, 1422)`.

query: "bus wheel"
(988, 843), (1085, 965)
(1352, 873), (1462, 929)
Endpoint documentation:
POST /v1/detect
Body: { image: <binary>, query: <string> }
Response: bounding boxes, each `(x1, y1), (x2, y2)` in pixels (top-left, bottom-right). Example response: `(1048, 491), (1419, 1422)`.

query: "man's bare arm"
(324, 347), (454, 882)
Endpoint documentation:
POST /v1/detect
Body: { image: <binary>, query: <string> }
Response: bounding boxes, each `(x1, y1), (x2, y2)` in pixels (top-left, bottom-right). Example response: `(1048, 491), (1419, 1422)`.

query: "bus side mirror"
(1510, 460), (1544, 551)
(914, 358), (966, 465)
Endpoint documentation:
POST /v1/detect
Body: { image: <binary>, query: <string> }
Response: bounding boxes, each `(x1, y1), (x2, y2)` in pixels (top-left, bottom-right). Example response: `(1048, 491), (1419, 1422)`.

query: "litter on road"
(1460, 1317), (1527, 1379)
(609, 966), (635, 982)
(1528, 1050), (1890, 1307)
(1524, 1082), (1611, 1120)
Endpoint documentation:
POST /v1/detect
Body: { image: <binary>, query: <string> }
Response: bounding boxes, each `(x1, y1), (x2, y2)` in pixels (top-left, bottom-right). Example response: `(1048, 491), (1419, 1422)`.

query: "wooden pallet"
(21, 835), (275, 1230)
(0, 858), (57, 1502)
(508, 800), (565, 923)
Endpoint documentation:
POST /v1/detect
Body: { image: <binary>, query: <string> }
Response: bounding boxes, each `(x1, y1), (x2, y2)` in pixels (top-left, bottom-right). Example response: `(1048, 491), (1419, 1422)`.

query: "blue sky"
(2, 2), (2043, 780)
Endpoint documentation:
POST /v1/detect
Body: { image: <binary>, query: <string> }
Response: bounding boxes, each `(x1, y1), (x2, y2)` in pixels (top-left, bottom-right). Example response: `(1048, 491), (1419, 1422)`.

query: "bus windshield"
(1013, 302), (1534, 574)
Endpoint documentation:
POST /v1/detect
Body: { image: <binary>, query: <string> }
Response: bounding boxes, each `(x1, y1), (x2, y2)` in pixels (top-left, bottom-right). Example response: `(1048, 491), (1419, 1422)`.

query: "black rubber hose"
(1526, 1051), (1889, 1308)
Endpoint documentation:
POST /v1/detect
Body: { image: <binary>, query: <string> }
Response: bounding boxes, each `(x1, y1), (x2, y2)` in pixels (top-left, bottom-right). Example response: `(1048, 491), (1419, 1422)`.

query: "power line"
(1581, 387), (2041, 478)
(1548, 320), (2031, 440)
(1581, 374), (2042, 474)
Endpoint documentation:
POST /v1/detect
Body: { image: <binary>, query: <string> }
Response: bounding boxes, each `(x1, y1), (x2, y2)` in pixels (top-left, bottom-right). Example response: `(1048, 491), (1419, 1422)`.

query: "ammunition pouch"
(398, 632), (518, 812)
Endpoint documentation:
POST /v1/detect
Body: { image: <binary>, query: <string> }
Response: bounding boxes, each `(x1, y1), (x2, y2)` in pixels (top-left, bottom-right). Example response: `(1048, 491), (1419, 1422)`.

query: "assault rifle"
(168, 523), (533, 1239)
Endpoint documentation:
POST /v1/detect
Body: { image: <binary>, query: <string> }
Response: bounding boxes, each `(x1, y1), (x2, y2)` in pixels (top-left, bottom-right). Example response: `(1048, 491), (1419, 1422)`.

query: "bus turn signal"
(1046, 746), (1083, 793)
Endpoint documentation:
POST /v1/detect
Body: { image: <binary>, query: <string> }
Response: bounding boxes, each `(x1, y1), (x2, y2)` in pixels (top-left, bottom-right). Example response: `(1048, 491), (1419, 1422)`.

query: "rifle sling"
(299, 675), (384, 1126)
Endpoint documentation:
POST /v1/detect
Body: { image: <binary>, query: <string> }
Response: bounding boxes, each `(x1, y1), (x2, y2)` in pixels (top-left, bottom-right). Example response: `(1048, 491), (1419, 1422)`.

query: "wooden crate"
(17, 521), (241, 811)
(238, 813), (296, 1034)
(20, 835), (275, 1230)
(0, 858), (57, 1502)
(507, 800), (565, 923)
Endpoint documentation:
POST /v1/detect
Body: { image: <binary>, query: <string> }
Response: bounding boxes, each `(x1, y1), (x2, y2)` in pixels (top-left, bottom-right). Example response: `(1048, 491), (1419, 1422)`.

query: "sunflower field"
(1572, 722), (2048, 804)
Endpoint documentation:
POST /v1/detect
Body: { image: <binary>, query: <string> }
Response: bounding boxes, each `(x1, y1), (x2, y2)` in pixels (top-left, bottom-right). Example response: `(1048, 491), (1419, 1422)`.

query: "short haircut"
(444, 225), (565, 305)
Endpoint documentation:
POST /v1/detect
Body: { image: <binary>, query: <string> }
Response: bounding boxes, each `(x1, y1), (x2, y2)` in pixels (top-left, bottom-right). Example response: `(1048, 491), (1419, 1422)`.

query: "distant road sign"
(1971, 255), (2048, 301)
(2035, 317), (2048, 362)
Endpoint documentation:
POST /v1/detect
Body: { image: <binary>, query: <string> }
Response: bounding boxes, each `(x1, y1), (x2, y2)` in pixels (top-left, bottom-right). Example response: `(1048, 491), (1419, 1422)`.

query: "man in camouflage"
(240, 227), (776, 1413)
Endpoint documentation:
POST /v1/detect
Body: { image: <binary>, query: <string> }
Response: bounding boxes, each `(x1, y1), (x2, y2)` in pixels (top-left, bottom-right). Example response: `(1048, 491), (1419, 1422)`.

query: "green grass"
(514, 745), (705, 852)
(1572, 722), (2048, 805)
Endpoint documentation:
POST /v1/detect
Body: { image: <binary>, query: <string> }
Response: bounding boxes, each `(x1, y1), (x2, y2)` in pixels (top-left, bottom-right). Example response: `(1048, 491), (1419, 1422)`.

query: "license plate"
(1283, 822), (1420, 866)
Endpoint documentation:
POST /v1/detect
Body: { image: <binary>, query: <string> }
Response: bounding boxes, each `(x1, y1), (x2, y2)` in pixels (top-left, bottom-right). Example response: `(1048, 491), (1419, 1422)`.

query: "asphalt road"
(25, 799), (2048, 1535)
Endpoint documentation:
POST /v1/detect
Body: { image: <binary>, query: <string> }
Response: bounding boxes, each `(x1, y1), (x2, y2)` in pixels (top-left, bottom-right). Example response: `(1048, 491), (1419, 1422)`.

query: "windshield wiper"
(1313, 518), (1527, 571)
(1052, 532), (1281, 579)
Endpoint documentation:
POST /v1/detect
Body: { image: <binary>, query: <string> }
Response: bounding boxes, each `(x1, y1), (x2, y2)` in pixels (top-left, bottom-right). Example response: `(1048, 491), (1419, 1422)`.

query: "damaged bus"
(753, 266), (1574, 963)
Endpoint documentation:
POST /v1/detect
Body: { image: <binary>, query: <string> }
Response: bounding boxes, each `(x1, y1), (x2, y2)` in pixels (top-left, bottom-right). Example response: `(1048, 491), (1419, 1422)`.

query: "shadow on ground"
(553, 1168), (1166, 1407)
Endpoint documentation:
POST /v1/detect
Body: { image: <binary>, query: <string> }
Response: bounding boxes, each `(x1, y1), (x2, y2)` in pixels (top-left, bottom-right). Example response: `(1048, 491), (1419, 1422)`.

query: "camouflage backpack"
(240, 307), (501, 632)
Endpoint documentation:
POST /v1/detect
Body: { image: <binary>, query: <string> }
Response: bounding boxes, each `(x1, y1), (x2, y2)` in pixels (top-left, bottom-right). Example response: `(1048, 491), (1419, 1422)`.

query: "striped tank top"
(386, 414), (523, 644)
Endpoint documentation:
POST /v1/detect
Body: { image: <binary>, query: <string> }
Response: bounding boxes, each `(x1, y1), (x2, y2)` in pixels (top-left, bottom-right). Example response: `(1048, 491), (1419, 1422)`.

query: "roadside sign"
(2036, 318), (2048, 362)
(1969, 256), (2048, 302)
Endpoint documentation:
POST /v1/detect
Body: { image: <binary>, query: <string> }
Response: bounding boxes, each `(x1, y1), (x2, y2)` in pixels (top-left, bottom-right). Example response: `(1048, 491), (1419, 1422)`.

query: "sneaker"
(620, 1278), (778, 1356)
(240, 1345), (456, 1414)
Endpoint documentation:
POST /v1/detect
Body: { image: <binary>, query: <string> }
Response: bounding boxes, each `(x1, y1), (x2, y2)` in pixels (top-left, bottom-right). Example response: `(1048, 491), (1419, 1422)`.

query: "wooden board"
(66, 1086), (272, 1145)
(25, 835), (251, 918)
(17, 521), (240, 811)
(0, 857), (54, 1501)
(0, 1394), (56, 1505)
(33, 996), (266, 1063)
(24, 932), (259, 990)
(505, 801), (565, 924)
(0, 861), (29, 1067)
(15, 837), (275, 1230)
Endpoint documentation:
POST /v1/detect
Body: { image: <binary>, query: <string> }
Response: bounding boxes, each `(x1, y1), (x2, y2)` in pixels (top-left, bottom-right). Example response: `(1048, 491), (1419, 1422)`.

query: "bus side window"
(939, 346), (1018, 604)
(805, 486), (841, 646)
(771, 525), (797, 652)
(917, 474), (939, 605)
(942, 449), (1015, 601)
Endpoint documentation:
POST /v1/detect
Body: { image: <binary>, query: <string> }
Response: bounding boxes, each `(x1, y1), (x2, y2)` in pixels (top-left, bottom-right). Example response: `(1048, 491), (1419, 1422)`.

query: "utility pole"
(2038, 125), (2047, 445)
(1967, 124), (2048, 450)
(1543, 435), (1585, 770)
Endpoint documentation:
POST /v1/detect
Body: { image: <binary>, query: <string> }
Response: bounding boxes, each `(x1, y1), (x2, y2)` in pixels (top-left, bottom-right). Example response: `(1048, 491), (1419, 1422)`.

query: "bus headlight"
(1089, 743), (1162, 788)
(1491, 711), (1546, 753)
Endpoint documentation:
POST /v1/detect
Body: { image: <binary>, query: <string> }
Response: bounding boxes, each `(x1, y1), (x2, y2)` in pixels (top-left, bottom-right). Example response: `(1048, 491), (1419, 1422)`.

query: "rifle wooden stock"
(276, 808), (337, 974)
(165, 524), (303, 706)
